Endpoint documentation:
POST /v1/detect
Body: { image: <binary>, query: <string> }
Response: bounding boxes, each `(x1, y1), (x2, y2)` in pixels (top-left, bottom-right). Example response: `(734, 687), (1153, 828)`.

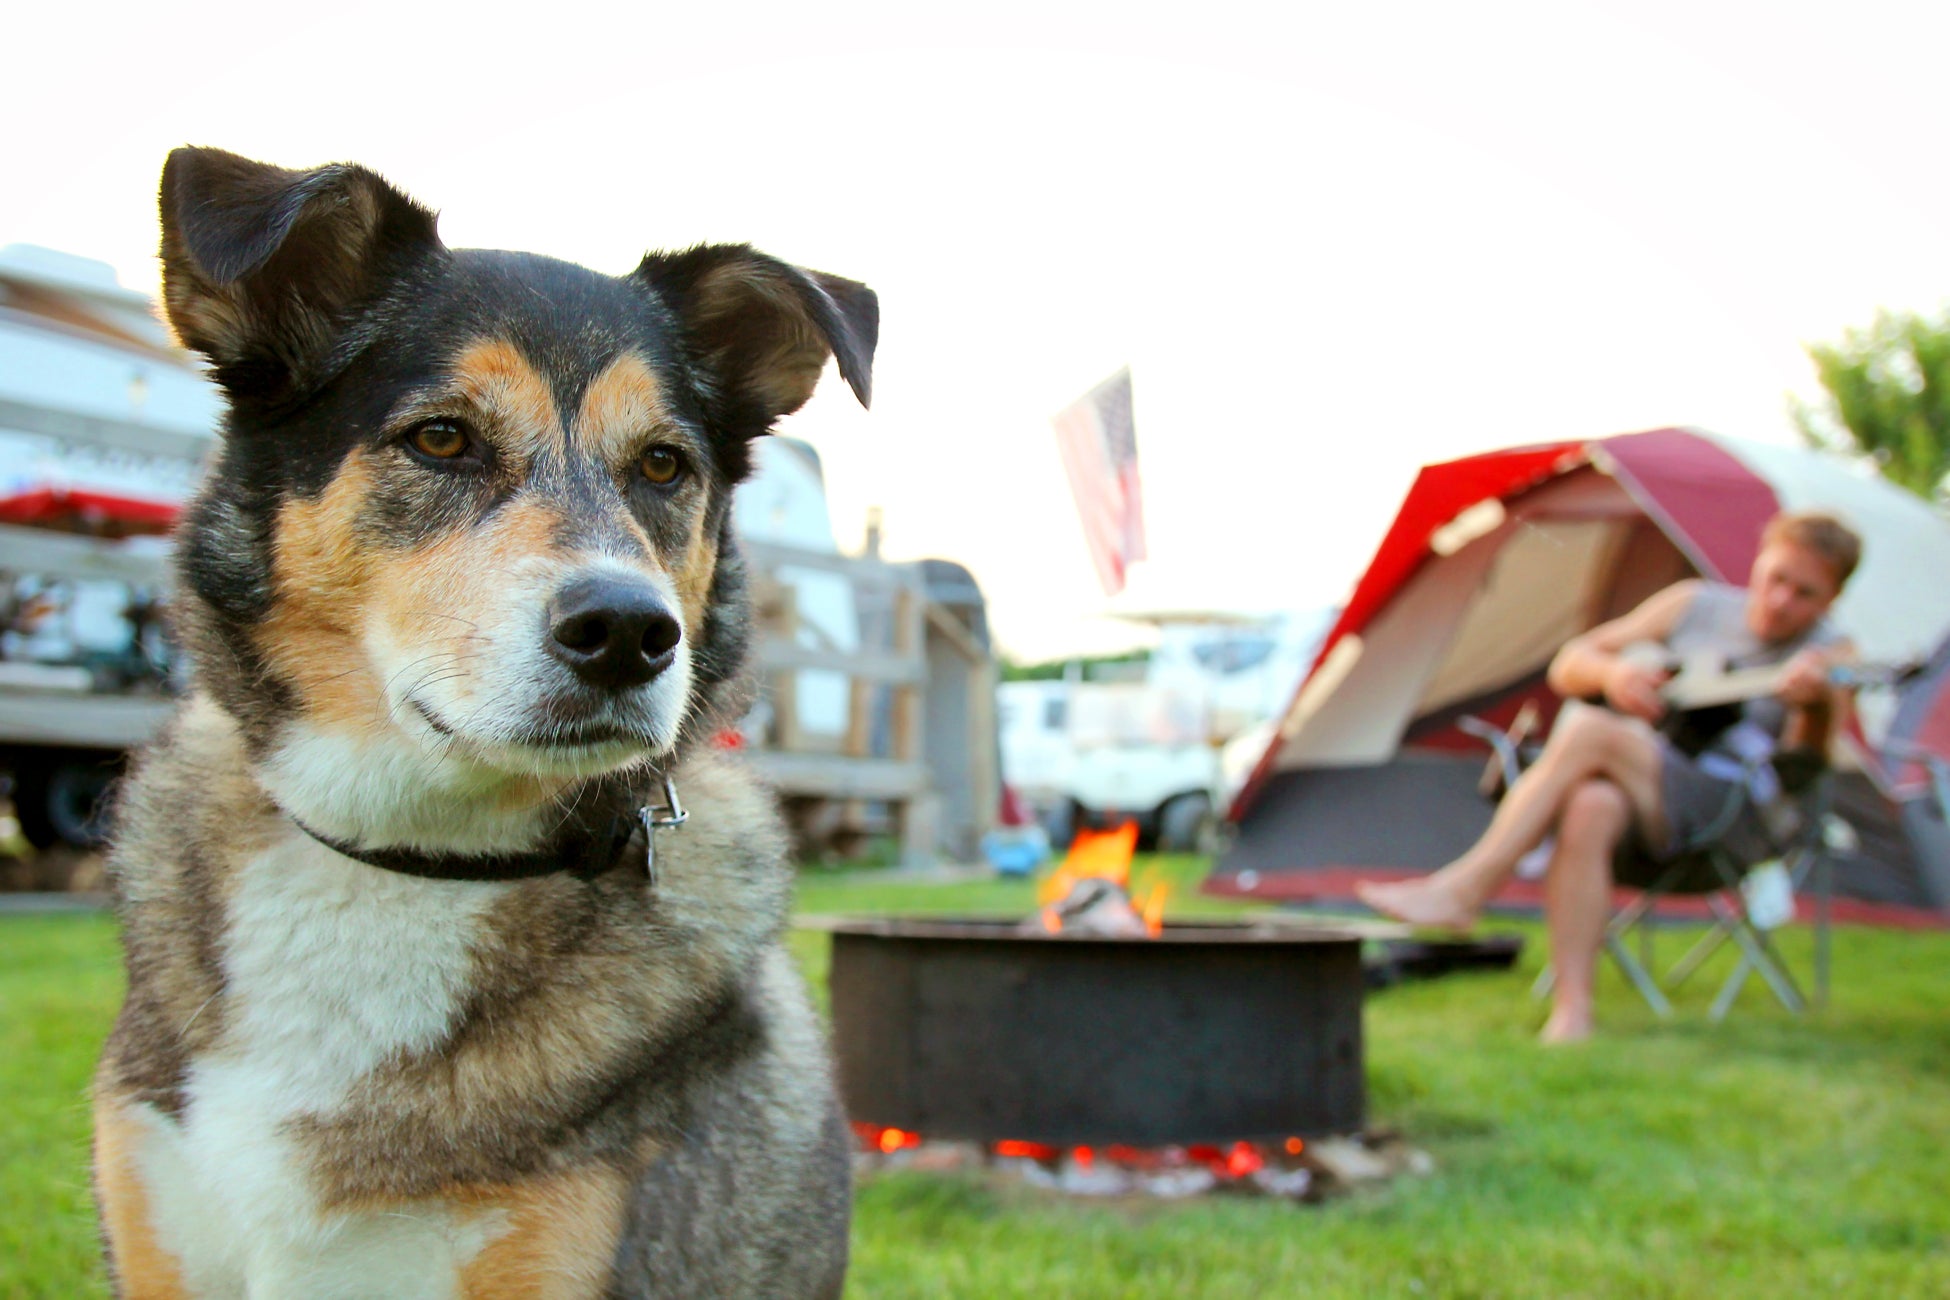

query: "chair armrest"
(1458, 715), (1525, 799)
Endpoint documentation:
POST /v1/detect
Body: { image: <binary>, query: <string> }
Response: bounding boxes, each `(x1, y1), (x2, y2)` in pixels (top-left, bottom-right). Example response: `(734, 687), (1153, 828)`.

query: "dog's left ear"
(159, 146), (443, 397)
(634, 245), (877, 436)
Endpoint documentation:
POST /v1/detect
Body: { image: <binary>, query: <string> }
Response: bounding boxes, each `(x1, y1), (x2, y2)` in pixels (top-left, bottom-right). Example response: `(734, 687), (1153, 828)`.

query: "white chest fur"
(132, 833), (515, 1297)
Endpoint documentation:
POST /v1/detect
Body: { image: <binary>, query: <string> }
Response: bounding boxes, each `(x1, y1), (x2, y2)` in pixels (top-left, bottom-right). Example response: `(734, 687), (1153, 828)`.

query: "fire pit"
(827, 917), (1365, 1149)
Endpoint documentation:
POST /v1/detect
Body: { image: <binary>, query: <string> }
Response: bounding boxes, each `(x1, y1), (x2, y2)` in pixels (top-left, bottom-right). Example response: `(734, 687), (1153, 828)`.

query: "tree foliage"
(1792, 308), (1950, 502)
(999, 650), (1149, 682)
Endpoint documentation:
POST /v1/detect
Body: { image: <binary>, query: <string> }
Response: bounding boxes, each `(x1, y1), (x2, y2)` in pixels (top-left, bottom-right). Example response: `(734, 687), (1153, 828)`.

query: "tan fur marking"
(694, 264), (828, 417)
(452, 337), (561, 461)
(94, 1095), (193, 1299)
(455, 1166), (632, 1299)
(674, 519), (719, 644)
(569, 350), (716, 635)
(257, 454), (567, 809)
(573, 351), (678, 465)
(371, 498), (576, 808)
(258, 455), (387, 736)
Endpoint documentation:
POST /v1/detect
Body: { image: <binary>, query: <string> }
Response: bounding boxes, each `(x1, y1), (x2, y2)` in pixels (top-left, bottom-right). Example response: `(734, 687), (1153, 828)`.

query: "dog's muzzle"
(545, 574), (682, 690)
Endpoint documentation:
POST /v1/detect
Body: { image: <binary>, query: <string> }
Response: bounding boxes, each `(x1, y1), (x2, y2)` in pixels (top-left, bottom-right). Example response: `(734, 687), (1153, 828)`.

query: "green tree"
(1792, 308), (1950, 502)
(999, 649), (1149, 682)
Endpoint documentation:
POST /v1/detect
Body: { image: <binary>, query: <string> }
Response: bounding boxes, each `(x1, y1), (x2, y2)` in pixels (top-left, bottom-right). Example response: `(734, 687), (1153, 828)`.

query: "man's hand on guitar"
(1602, 656), (1670, 723)
(1776, 648), (1837, 708)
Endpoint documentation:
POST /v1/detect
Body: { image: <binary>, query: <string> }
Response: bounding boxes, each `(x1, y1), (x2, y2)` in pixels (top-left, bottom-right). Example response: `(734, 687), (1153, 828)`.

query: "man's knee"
(1560, 778), (1630, 844)
(1549, 701), (1652, 764)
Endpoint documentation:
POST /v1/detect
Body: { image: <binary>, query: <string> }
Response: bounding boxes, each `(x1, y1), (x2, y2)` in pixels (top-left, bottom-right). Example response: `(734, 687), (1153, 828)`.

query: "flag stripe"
(1052, 367), (1144, 595)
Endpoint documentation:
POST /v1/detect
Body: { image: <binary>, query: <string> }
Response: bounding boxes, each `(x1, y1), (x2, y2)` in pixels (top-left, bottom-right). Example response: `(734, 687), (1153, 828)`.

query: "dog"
(90, 147), (876, 1298)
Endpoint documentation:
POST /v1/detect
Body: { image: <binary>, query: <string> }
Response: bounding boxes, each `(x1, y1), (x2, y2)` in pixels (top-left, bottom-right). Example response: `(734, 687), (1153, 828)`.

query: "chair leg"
(1708, 839), (1832, 1020)
(1605, 932), (1674, 1017)
(1709, 959), (1752, 1022)
(1600, 881), (1683, 1016)
(1665, 920), (1734, 991)
(1812, 848), (1832, 1010)
(1711, 902), (1807, 1021)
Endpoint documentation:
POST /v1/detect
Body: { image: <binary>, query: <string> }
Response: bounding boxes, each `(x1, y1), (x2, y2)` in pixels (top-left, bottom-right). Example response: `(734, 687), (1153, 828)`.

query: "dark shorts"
(1611, 741), (1774, 892)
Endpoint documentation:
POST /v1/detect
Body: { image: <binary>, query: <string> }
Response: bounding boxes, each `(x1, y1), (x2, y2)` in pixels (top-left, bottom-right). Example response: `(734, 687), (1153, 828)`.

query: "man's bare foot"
(1539, 1006), (1593, 1044)
(1353, 877), (1478, 932)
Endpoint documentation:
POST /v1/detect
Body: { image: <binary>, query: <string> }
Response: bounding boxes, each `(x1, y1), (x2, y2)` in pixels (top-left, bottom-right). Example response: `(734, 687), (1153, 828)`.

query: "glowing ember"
(848, 1125), (1375, 1201)
(854, 1123), (922, 1155)
(1224, 1141), (1264, 1178)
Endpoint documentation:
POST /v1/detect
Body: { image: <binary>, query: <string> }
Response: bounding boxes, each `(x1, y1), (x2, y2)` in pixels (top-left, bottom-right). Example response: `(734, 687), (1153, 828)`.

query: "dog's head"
(157, 148), (875, 840)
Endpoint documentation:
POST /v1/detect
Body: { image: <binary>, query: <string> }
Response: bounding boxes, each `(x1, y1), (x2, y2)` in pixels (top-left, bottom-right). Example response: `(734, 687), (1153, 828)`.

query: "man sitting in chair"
(1356, 511), (1861, 1042)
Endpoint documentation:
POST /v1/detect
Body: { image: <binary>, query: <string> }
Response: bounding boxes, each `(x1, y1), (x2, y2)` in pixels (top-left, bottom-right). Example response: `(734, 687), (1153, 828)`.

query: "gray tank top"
(1665, 581), (1844, 744)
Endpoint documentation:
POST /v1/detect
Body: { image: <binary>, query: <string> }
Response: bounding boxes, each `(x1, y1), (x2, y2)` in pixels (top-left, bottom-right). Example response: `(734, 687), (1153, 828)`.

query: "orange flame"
(1037, 822), (1167, 934)
(1135, 879), (1171, 936)
(1037, 821), (1140, 906)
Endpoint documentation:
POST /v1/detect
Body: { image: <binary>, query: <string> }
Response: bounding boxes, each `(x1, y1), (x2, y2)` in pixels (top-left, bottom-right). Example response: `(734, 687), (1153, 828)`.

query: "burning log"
(1026, 821), (1168, 936)
(1022, 875), (1151, 937)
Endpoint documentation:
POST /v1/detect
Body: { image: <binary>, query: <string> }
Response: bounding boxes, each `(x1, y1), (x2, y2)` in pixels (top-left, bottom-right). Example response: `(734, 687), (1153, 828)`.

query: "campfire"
(825, 822), (1382, 1202)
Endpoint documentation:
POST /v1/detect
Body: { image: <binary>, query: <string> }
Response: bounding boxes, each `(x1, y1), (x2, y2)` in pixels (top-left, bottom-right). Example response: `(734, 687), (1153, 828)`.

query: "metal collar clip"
(638, 772), (688, 887)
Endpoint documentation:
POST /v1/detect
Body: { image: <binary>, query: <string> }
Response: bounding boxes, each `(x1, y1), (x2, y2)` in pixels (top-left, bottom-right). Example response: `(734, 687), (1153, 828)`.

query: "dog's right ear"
(158, 147), (442, 396)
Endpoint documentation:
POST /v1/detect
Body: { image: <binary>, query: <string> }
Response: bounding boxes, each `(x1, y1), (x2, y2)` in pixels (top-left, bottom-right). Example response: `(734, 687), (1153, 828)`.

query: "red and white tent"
(1216, 427), (1950, 921)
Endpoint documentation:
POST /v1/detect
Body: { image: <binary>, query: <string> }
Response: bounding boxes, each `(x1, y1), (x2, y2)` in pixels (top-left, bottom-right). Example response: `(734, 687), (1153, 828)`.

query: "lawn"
(6, 857), (1948, 1298)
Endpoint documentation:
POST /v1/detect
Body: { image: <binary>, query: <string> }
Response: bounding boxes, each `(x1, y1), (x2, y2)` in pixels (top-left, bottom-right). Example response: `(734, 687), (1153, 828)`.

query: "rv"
(0, 245), (211, 845)
(999, 610), (1331, 853)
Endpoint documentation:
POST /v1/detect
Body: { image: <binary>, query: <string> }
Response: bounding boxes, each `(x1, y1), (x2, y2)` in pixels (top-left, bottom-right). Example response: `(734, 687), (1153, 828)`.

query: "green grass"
(2, 911), (120, 1298)
(6, 860), (1949, 1298)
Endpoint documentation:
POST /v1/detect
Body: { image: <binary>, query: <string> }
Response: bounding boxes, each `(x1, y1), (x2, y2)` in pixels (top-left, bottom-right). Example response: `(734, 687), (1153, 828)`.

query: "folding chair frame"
(1469, 711), (1837, 1023)
(1593, 822), (1832, 1022)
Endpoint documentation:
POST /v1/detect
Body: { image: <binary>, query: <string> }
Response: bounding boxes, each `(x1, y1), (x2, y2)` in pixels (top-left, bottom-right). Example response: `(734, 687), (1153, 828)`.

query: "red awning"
(0, 486), (180, 534)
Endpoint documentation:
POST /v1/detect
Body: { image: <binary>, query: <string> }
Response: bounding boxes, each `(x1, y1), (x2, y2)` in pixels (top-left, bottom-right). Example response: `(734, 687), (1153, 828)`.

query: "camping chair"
(1461, 715), (1837, 1022)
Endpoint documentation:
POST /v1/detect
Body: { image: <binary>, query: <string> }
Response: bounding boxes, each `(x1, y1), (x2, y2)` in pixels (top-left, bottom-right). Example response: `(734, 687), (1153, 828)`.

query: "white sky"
(8, 0), (1950, 661)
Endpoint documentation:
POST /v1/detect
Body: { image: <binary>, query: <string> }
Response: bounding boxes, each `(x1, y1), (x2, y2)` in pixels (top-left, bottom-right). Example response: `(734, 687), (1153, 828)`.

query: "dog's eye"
(641, 446), (685, 486)
(405, 419), (473, 461)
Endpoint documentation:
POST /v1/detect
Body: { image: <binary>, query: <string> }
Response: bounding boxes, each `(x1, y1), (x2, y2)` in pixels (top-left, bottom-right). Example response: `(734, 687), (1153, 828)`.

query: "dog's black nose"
(546, 575), (682, 690)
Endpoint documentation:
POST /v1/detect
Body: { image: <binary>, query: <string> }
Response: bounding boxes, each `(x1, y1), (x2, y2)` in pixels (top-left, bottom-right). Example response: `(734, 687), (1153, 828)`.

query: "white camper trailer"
(999, 610), (1331, 852)
(0, 245), (214, 845)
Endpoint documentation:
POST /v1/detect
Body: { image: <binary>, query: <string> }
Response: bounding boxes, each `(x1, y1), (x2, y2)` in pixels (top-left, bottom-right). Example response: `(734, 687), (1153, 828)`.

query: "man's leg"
(1540, 778), (1632, 1043)
(1356, 703), (1668, 929)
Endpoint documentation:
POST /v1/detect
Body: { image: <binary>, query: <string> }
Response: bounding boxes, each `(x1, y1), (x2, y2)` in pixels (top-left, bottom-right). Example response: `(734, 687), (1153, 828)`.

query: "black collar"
(289, 811), (643, 882)
(284, 773), (688, 884)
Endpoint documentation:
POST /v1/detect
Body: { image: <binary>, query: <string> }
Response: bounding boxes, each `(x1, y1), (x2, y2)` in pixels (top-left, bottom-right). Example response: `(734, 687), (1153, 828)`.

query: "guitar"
(1468, 646), (1922, 801)
(1618, 641), (1922, 757)
(1619, 641), (1920, 710)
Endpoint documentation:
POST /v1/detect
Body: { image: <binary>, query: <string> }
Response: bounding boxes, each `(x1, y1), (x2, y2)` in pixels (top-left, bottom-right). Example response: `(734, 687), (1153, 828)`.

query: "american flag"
(1052, 367), (1147, 595)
